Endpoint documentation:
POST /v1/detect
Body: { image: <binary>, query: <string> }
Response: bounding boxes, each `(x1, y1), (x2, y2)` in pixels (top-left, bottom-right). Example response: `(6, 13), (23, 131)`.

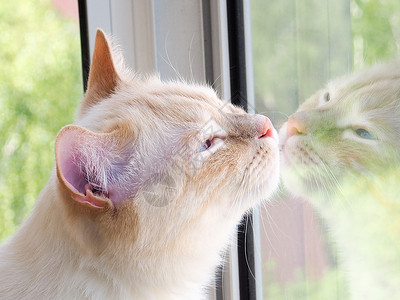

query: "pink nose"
(286, 115), (306, 138)
(256, 115), (274, 139)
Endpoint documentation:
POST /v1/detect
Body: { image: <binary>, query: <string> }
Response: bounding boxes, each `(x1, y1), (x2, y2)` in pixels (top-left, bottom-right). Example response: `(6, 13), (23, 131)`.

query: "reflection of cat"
(280, 62), (400, 299)
(0, 30), (280, 299)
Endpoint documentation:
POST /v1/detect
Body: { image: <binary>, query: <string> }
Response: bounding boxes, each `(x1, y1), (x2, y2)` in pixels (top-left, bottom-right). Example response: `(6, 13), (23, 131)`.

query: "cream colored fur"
(0, 30), (279, 299)
(280, 61), (400, 299)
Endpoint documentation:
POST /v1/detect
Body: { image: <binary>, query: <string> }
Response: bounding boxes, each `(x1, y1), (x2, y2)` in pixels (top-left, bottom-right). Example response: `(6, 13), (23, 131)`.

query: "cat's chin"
(240, 169), (280, 210)
(281, 163), (336, 201)
(252, 176), (280, 203)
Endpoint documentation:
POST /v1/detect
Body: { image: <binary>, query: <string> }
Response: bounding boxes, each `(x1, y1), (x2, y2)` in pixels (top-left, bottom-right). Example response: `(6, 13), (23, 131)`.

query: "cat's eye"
(198, 139), (212, 152)
(318, 91), (331, 106)
(355, 128), (374, 139)
(322, 91), (330, 102)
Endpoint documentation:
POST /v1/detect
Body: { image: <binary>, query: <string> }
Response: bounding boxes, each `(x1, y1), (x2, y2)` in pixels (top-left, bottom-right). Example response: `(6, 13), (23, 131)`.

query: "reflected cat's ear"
(80, 29), (121, 115)
(55, 125), (128, 210)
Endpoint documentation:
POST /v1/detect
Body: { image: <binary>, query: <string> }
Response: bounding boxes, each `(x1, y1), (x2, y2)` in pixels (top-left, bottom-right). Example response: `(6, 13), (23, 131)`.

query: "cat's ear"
(55, 125), (120, 210)
(80, 29), (121, 115)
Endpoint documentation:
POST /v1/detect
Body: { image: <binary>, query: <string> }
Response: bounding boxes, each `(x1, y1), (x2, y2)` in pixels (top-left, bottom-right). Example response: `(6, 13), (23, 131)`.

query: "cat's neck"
(0, 172), (237, 300)
(0, 175), (81, 298)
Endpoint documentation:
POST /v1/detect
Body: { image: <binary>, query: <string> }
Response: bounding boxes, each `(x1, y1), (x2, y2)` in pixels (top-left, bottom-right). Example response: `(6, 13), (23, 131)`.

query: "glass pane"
(0, 0), (82, 241)
(251, 0), (400, 298)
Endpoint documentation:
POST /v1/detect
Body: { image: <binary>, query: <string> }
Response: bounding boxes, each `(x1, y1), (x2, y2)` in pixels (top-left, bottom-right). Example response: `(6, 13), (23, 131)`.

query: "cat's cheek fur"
(279, 128), (328, 198)
(231, 138), (280, 208)
(249, 144), (280, 201)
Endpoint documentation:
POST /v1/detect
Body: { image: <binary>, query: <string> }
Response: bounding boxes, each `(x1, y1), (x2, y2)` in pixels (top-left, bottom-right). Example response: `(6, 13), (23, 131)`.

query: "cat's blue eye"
(355, 128), (374, 139)
(198, 139), (212, 152)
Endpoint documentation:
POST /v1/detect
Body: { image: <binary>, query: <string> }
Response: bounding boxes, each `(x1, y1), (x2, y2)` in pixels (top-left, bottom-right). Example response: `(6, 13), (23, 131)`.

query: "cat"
(0, 30), (280, 300)
(280, 61), (400, 299)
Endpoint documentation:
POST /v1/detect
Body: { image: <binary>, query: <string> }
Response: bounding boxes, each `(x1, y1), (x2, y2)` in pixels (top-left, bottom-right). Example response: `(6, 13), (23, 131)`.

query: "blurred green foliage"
(0, 0), (82, 240)
(352, 0), (400, 68)
(251, 0), (400, 124)
(263, 262), (349, 300)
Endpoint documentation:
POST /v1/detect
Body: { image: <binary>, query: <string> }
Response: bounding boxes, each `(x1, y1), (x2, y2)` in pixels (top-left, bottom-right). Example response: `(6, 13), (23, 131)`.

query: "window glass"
(251, 0), (400, 298)
(0, 0), (82, 241)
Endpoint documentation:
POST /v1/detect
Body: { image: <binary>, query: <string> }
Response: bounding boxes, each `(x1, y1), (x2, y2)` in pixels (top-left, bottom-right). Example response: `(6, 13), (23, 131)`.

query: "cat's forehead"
(133, 77), (215, 101)
(131, 80), (235, 119)
(79, 78), (240, 134)
(296, 63), (400, 131)
(307, 64), (400, 137)
(329, 79), (400, 118)
(329, 62), (400, 99)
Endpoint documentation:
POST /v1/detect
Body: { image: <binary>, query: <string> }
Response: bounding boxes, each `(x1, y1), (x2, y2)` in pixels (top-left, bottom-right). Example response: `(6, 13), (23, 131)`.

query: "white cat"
(0, 30), (280, 300)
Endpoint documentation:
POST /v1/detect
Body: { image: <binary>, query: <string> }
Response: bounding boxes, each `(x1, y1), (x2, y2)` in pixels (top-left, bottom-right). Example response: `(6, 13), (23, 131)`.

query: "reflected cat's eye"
(198, 139), (212, 152)
(355, 128), (374, 139)
(323, 91), (330, 102)
(318, 91), (331, 106)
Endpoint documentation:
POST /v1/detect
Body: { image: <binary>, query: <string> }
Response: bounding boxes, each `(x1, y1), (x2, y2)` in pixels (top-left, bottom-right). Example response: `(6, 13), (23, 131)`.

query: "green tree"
(352, 0), (400, 69)
(0, 0), (82, 240)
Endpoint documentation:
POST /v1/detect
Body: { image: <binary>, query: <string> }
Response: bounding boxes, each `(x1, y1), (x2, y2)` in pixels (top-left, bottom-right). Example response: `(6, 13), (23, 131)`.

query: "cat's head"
(280, 62), (400, 199)
(53, 30), (279, 261)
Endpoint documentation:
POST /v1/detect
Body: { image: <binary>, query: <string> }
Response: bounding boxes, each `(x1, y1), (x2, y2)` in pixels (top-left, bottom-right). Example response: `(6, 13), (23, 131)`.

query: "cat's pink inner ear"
(55, 125), (111, 209)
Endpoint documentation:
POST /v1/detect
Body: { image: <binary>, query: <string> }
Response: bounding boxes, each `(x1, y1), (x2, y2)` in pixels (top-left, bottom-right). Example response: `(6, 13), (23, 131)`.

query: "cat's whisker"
(257, 110), (290, 119)
(210, 72), (223, 91)
(319, 159), (344, 197)
(243, 216), (258, 283)
(257, 110), (290, 127)
(259, 203), (285, 256)
(274, 184), (287, 198)
(188, 33), (195, 84)
(309, 168), (324, 197)
(162, 33), (185, 82)
(266, 198), (296, 241)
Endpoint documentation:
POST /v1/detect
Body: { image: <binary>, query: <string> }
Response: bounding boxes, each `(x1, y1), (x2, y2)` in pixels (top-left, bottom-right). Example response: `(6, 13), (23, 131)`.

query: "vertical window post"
(226, 1), (257, 299)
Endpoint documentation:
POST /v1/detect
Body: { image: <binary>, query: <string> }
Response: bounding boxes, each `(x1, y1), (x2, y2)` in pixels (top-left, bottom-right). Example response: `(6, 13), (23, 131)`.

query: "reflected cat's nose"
(256, 115), (274, 139)
(287, 115), (306, 137)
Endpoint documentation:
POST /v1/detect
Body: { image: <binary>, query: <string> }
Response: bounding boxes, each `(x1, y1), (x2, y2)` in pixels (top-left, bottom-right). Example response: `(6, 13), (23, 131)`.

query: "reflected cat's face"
(280, 62), (400, 199)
